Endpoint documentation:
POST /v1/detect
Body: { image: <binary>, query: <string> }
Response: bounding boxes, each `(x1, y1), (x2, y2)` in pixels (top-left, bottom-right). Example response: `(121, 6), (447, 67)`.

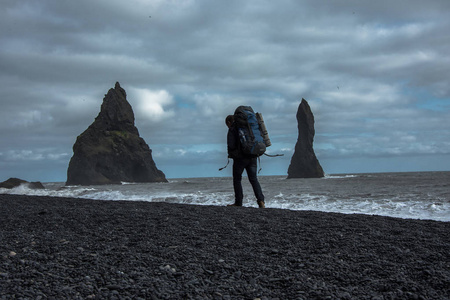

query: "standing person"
(226, 115), (265, 208)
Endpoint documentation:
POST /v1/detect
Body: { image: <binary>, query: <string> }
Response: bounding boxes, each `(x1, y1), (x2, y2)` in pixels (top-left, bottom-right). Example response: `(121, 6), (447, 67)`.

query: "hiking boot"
(257, 201), (265, 208)
(227, 203), (242, 207)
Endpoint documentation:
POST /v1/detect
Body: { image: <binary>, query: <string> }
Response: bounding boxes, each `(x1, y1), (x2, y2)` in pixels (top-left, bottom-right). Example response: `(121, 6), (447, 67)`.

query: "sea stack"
(287, 98), (324, 179)
(66, 82), (167, 185)
(0, 178), (45, 189)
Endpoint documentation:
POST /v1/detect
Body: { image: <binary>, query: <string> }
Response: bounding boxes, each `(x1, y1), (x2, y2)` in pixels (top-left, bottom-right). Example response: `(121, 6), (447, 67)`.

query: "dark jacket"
(227, 124), (244, 159)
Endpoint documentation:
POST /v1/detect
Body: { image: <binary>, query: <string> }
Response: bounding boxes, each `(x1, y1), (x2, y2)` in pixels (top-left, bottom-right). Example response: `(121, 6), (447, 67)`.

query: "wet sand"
(1, 194), (449, 299)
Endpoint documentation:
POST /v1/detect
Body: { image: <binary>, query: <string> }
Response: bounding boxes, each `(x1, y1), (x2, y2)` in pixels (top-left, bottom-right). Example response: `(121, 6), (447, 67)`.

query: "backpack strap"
(218, 158), (230, 171)
(263, 153), (284, 157)
(258, 156), (262, 174)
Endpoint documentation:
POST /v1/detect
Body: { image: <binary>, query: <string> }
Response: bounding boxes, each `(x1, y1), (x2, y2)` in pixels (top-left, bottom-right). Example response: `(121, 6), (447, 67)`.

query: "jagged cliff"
(66, 82), (167, 185)
(287, 98), (324, 178)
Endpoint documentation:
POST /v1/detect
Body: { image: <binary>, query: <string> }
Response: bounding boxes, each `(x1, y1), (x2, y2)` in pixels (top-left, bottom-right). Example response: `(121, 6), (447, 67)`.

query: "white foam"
(324, 174), (358, 179)
(2, 175), (449, 222)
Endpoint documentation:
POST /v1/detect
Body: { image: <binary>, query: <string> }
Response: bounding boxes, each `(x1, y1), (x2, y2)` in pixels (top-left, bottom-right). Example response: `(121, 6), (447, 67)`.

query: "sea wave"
(1, 173), (449, 222)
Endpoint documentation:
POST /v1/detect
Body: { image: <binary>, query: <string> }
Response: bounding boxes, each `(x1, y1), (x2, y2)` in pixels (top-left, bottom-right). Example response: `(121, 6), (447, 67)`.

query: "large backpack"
(234, 106), (271, 157)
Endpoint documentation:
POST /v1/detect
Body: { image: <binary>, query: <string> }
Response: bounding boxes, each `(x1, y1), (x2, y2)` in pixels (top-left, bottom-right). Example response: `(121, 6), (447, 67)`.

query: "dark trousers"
(232, 157), (264, 206)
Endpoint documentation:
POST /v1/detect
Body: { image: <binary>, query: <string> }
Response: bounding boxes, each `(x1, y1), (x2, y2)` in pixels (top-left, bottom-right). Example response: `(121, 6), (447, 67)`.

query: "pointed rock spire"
(287, 98), (324, 178)
(66, 82), (167, 185)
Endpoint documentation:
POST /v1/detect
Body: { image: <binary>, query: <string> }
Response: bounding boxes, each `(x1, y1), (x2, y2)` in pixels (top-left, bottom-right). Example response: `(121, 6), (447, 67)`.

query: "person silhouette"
(225, 115), (265, 208)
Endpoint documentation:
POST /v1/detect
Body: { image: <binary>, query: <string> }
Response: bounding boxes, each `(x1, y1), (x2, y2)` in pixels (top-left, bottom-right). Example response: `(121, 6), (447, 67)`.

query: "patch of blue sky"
(315, 143), (337, 150)
(155, 143), (224, 153)
(317, 132), (374, 137)
(174, 96), (195, 109)
(416, 99), (450, 112)
(271, 133), (297, 139)
(188, 144), (224, 153)
(176, 102), (194, 109)
(403, 86), (449, 112)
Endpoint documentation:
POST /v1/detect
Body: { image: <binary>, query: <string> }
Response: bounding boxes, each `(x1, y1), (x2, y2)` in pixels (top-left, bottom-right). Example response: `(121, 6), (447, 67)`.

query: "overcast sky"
(1, 0), (449, 182)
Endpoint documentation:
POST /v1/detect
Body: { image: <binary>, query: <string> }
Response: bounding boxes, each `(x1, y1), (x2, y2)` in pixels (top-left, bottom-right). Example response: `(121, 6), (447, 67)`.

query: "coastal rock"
(0, 177), (45, 189)
(287, 98), (324, 178)
(66, 82), (167, 186)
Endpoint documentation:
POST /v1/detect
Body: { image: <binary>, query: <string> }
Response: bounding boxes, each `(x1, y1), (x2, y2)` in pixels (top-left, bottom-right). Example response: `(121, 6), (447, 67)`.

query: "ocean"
(1, 172), (449, 222)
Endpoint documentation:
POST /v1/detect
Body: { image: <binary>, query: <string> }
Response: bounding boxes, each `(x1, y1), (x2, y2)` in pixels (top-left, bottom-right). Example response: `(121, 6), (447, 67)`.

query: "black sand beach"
(1, 194), (449, 299)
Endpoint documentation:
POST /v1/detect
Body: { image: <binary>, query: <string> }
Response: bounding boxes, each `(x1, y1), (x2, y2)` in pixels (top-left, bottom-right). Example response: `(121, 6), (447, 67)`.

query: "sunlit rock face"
(287, 98), (324, 179)
(66, 82), (167, 186)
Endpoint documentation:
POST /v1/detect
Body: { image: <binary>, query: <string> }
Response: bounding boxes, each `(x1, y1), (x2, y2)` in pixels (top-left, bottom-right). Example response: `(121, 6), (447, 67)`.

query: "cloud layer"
(1, 0), (449, 181)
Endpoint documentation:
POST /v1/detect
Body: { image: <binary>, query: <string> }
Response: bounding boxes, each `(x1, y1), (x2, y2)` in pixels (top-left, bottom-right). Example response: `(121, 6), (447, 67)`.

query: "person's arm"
(227, 127), (240, 158)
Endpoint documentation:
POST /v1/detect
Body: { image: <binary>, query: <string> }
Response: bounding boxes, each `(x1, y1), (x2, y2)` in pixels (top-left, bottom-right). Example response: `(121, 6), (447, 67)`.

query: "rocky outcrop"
(0, 178), (45, 189)
(287, 98), (324, 178)
(66, 82), (167, 186)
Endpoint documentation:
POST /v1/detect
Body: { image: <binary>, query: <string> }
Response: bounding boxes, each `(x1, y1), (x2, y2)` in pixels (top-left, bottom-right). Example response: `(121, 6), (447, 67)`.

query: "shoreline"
(1, 194), (449, 299)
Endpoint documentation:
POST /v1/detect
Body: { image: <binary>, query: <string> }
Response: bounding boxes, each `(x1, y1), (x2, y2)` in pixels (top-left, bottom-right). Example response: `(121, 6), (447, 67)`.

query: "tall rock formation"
(66, 82), (167, 185)
(287, 98), (324, 178)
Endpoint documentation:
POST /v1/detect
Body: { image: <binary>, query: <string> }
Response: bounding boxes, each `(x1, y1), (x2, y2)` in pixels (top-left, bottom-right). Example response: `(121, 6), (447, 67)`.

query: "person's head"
(225, 115), (234, 128)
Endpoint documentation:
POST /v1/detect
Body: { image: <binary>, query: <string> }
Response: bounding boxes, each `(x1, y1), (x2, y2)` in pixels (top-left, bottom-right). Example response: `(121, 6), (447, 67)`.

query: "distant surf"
(1, 172), (449, 222)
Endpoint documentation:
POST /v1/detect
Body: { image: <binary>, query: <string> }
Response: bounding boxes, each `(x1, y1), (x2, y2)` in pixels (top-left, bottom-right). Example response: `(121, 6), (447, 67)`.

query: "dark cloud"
(1, 0), (449, 181)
